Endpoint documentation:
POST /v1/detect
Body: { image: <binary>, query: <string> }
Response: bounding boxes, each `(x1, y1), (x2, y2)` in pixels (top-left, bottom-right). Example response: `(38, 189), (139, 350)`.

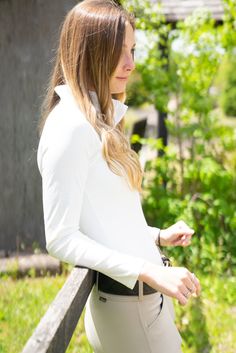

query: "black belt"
(97, 272), (157, 296)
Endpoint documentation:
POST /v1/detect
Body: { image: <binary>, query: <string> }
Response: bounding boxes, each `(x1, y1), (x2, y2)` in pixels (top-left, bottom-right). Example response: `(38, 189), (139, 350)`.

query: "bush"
(141, 134), (236, 275)
(220, 55), (236, 117)
(122, 2), (236, 275)
(126, 71), (150, 107)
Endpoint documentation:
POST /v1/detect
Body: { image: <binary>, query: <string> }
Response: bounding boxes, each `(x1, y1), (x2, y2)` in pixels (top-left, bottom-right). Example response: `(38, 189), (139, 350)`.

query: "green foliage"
(124, 1), (236, 274)
(142, 137), (236, 275)
(220, 0), (236, 50)
(220, 55), (236, 117)
(222, 86), (236, 117)
(123, 0), (172, 111)
(126, 71), (150, 107)
(215, 1), (236, 117)
(139, 11), (236, 271)
(170, 8), (222, 115)
(175, 275), (236, 353)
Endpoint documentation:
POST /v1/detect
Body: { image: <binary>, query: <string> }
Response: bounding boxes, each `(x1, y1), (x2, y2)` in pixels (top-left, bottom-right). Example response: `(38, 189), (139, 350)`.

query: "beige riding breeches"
(84, 278), (182, 353)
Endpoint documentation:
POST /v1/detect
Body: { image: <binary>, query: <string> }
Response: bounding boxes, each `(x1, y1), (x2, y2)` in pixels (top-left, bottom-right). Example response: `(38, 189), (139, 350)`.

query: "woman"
(37, 1), (200, 352)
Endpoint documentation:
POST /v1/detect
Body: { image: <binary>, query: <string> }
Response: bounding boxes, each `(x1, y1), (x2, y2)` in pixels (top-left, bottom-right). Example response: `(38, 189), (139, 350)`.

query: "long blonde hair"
(39, 0), (143, 192)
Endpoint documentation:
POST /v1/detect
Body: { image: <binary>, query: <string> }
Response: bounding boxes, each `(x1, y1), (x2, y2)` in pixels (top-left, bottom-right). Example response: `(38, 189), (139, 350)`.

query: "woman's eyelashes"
(131, 48), (135, 59)
(121, 47), (135, 62)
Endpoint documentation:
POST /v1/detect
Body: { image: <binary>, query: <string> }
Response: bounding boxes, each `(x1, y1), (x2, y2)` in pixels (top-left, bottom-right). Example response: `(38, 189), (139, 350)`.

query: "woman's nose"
(124, 54), (135, 72)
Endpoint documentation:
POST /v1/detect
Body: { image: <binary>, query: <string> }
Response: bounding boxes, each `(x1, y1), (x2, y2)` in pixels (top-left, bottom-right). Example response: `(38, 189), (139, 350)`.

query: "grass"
(0, 273), (235, 353)
(0, 274), (66, 353)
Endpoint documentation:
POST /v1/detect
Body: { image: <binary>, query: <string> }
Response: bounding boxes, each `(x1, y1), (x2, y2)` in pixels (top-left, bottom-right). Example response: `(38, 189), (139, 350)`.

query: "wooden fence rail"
(21, 267), (96, 353)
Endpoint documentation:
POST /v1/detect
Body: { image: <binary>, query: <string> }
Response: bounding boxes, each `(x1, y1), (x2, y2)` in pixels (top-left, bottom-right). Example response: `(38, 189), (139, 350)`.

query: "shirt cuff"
(147, 226), (160, 245)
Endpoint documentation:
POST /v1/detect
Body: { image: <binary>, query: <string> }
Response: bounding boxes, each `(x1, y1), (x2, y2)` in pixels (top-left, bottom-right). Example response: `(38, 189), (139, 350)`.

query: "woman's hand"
(138, 262), (201, 306)
(159, 220), (195, 247)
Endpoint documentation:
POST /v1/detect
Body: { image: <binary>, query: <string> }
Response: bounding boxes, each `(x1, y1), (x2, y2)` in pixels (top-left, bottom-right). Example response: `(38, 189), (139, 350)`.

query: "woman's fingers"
(176, 220), (194, 235)
(139, 263), (201, 306)
(170, 222), (194, 246)
(161, 220), (196, 247)
(174, 269), (201, 305)
(172, 234), (192, 246)
(184, 272), (197, 293)
(190, 272), (201, 295)
(178, 292), (188, 306)
(182, 234), (192, 246)
(181, 272), (201, 301)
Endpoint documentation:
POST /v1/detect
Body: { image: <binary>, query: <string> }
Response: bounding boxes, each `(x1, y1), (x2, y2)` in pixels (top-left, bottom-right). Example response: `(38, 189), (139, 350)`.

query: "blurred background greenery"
(128, 1), (236, 351)
(126, 0), (236, 277)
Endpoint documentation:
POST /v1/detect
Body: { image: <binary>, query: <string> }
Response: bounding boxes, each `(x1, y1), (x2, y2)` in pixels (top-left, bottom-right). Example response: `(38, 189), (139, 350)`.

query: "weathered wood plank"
(21, 267), (96, 353)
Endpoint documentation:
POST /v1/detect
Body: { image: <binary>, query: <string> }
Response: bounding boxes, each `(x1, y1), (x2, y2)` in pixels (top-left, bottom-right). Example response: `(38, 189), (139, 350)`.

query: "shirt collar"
(54, 84), (128, 126)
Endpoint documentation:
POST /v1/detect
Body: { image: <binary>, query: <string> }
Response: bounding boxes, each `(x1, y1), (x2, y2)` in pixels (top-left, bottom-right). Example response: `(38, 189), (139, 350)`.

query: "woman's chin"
(110, 85), (127, 95)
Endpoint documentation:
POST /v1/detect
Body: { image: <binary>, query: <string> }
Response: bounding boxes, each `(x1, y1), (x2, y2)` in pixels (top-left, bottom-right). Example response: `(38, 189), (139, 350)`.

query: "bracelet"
(157, 229), (161, 247)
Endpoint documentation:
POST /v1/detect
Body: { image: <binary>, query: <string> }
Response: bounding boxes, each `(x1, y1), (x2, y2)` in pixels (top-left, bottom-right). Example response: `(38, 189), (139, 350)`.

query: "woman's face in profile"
(110, 22), (136, 94)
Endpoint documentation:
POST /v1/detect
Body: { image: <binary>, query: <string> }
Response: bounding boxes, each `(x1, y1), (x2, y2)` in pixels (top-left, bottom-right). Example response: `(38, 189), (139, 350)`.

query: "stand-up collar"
(54, 84), (128, 126)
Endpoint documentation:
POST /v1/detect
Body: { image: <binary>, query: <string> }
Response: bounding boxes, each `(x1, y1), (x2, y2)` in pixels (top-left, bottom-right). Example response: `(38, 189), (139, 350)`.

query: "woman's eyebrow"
(123, 43), (136, 47)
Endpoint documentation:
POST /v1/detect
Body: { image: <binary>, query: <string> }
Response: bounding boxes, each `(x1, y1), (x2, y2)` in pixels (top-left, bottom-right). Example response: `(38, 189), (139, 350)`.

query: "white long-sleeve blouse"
(37, 84), (163, 290)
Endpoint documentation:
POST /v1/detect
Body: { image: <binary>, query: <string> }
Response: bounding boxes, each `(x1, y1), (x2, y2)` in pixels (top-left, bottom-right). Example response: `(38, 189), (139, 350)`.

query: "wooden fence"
(21, 267), (96, 353)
